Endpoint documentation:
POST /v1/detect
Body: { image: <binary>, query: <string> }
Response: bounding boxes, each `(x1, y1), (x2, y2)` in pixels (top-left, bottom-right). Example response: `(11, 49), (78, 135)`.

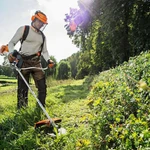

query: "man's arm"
(41, 38), (54, 68)
(41, 37), (50, 61)
(8, 26), (24, 53)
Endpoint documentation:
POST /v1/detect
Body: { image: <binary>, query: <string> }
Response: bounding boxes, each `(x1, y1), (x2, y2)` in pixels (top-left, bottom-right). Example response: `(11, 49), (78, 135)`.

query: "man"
(8, 10), (53, 109)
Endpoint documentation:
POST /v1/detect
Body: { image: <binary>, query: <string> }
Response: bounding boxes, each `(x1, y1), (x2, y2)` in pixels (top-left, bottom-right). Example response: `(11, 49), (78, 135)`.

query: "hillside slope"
(88, 51), (150, 149)
(0, 51), (149, 150)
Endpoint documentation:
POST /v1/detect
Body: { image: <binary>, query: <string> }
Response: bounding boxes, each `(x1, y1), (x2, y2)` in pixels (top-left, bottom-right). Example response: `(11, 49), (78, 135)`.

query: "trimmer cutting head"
(35, 118), (67, 136)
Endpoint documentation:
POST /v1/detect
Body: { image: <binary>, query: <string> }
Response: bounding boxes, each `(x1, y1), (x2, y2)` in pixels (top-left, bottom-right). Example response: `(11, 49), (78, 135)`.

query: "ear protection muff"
(31, 11), (48, 24)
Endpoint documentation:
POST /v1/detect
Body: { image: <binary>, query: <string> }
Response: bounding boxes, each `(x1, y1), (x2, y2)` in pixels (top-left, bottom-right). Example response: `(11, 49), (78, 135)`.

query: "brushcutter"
(12, 62), (67, 135)
(0, 46), (66, 135)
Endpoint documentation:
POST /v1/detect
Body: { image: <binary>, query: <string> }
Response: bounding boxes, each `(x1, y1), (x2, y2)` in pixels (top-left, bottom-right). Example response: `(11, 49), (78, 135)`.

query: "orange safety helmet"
(31, 10), (48, 24)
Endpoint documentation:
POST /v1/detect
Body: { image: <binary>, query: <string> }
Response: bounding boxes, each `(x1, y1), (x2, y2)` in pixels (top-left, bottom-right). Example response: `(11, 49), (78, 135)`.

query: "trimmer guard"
(35, 118), (62, 128)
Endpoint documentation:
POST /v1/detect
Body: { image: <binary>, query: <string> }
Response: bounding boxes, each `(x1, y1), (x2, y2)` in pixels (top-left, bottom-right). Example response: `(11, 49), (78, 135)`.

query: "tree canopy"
(64, 0), (150, 78)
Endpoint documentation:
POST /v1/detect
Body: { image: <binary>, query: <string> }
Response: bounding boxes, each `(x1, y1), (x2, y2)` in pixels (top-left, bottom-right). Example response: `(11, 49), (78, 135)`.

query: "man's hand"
(48, 59), (55, 68)
(8, 53), (17, 63)
(8, 50), (18, 63)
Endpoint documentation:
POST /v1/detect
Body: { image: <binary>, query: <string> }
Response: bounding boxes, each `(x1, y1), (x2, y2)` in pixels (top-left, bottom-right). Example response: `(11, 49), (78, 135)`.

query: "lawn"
(0, 78), (92, 150)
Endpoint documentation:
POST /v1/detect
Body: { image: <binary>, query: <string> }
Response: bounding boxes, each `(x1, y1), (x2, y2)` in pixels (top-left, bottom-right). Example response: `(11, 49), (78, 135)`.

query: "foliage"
(76, 50), (91, 79)
(67, 52), (80, 79)
(88, 51), (150, 149)
(64, 0), (150, 78)
(56, 60), (71, 80)
(0, 65), (15, 77)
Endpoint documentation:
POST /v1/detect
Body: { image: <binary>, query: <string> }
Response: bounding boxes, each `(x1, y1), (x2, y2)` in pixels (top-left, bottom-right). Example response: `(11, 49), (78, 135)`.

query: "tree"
(76, 50), (91, 79)
(67, 52), (80, 79)
(0, 65), (15, 77)
(64, 0), (150, 78)
(56, 60), (71, 80)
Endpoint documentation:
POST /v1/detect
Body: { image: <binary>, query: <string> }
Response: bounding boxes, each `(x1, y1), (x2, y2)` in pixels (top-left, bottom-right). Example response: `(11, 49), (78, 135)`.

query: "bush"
(88, 51), (150, 149)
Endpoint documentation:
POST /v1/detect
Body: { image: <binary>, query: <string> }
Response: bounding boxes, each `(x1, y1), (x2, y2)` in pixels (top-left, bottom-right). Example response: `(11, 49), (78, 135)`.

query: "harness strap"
(40, 31), (45, 55)
(21, 25), (29, 44)
(19, 25), (29, 51)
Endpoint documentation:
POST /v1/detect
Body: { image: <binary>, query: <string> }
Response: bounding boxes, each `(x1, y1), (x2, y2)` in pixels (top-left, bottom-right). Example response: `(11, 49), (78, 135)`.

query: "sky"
(0, 0), (79, 65)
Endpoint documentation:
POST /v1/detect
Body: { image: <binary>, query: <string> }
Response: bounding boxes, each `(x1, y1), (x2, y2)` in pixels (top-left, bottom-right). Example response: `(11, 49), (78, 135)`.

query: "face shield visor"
(31, 11), (48, 31)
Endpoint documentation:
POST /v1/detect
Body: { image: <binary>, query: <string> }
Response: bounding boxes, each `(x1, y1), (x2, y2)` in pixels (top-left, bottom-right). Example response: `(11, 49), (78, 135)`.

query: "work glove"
(8, 50), (18, 63)
(48, 59), (55, 68)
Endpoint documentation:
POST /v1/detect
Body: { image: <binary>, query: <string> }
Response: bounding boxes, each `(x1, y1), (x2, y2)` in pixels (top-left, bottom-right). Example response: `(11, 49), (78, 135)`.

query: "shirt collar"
(31, 26), (40, 33)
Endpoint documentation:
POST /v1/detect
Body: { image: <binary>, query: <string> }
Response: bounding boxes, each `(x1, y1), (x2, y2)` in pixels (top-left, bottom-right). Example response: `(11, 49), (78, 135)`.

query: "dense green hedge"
(88, 51), (150, 149)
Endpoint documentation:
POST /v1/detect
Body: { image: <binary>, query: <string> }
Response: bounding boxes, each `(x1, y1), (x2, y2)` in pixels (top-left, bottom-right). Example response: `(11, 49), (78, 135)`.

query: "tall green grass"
(0, 78), (92, 149)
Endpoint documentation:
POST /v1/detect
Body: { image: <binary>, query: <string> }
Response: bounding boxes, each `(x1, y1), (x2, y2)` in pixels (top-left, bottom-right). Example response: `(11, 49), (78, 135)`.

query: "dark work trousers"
(17, 58), (47, 109)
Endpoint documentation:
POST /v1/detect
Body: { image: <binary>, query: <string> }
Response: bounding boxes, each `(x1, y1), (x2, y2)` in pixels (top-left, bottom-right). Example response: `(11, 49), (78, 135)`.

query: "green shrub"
(88, 51), (150, 149)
